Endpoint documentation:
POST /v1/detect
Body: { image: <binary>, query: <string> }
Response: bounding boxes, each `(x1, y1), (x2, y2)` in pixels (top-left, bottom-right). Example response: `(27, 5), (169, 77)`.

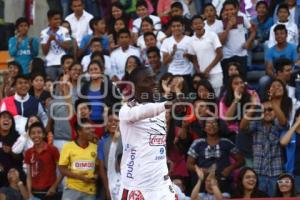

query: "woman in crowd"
(0, 61), (23, 99)
(275, 173), (298, 197)
(197, 80), (217, 102)
(106, 2), (131, 35)
(29, 73), (52, 109)
(0, 111), (23, 187)
(219, 74), (256, 134)
(233, 167), (268, 198)
(108, 18), (127, 51)
(12, 115), (42, 155)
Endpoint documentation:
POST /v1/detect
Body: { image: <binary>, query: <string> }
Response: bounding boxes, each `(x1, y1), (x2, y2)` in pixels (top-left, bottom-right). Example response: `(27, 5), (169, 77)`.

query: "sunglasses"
(264, 108), (273, 112)
(277, 179), (291, 184)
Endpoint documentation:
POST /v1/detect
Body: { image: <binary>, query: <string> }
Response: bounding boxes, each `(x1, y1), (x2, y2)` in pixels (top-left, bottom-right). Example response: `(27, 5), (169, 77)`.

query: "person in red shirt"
(24, 122), (61, 199)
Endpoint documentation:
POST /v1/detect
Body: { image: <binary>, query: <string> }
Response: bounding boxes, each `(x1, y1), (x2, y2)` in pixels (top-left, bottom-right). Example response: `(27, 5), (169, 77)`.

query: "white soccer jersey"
(119, 101), (170, 191)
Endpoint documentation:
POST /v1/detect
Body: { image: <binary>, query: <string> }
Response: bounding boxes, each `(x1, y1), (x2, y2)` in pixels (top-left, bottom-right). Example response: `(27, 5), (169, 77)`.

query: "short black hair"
(144, 32), (156, 40)
(191, 14), (205, 23)
(90, 37), (103, 46)
(274, 24), (288, 34)
(222, 0), (238, 9)
(117, 28), (131, 38)
(75, 98), (91, 113)
(74, 118), (92, 135)
(71, 0), (84, 5)
(277, 3), (290, 15)
(136, 0), (148, 9)
(28, 122), (46, 136)
(7, 61), (23, 76)
(141, 16), (154, 26)
(61, 54), (74, 65)
(15, 17), (29, 28)
(255, 0), (268, 10)
(203, 3), (216, 11)
(171, 2), (183, 10)
(169, 16), (184, 26)
(91, 51), (105, 65)
(147, 46), (160, 57)
(274, 58), (293, 73)
(89, 17), (103, 32)
(47, 10), (62, 19)
(15, 74), (30, 82)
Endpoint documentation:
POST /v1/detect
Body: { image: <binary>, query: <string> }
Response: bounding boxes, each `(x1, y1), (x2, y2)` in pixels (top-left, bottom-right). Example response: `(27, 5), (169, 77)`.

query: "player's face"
(136, 72), (157, 102)
(49, 15), (61, 28)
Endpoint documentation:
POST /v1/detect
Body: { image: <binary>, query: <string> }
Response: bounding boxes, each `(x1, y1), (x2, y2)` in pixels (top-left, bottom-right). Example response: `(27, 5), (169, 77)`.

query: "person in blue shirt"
(79, 17), (109, 57)
(8, 17), (39, 75)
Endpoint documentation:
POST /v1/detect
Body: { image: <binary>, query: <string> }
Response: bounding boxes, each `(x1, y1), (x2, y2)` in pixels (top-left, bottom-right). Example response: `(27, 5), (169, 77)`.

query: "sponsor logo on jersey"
(128, 190), (145, 200)
(127, 148), (136, 179)
(149, 134), (166, 146)
(72, 160), (95, 170)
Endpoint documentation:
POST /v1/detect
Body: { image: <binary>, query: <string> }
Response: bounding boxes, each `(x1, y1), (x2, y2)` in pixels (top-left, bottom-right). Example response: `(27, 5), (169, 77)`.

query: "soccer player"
(119, 67), (177, 200)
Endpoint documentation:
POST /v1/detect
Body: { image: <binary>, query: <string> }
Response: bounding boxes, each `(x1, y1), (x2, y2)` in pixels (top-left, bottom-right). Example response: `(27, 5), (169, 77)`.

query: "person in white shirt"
(203, 3), (224, 34)
(268, 4), (298, 48)
(161, 16), (193, 79)
(119, 67), (177, 200)
(41, 10), (71, 81)
(132, 0), (161, 35)
(81, 38), (111, 74)
(110, 28), (141, 82)
(188, 15), (223, 97)
(65, 0), (93, 45)
(219, 1), (256, 82)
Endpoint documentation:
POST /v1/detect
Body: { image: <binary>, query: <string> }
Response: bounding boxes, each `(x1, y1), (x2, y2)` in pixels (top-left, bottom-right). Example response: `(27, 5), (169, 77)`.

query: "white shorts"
(121, 184), (178, 200)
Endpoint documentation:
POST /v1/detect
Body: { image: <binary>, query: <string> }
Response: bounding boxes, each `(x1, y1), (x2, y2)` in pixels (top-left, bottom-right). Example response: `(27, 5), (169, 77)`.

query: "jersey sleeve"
(58, 143), (70, 166)
(119, 102), (166, 123)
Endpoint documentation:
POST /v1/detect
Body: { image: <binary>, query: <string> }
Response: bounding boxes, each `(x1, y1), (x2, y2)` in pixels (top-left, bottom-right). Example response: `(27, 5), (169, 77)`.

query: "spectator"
(41, 10), (71, 81)
(147, 47), (168, 81)
(12, 115), (41, 154)
(280, 108), (300, 192)
(136, 17), (166, 51)
(275, 173), (298, 197)
(161, 16), (193, 83)
(109, 18), (127, 51)
(203, 3), (224, 34)
(97, 109), (122, 200)
(0, 168), (29, 200)
(191, 73), (205, 93)
(0, 61), (23, 100)
(106, 2), (131, 35)
(24, 122), (61, 199)
(60, 54), (75, 75)
(61, 20), (79, 58)
(8, 17), (39, 74)
(65, 0), (93, 45)
(188, 14), (223, 97)
(187, 118), (245, 193)
(132, 0), (161, 35)
(196, 80), (217, 102)
(29, 73), (52, 110)
(268, 3), (298, 48)
(59, 119), (98, 199)
(191, 165), (230, 200)
(80, 61), (121, 125)
(110, 28), (141, 81)
(240, 98), (288, 196)
(0, 75), (48, 134)
(79, 17), (109, 57)
(81, 38), (111, 73)
(219, 0), (256, 81)
(233, 167), (269, 198)
(29, 58), (46, 77)
(0, 111), (23, 187)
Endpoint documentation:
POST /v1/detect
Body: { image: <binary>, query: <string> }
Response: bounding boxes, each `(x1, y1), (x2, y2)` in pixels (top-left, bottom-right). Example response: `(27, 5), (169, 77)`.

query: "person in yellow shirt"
(59, 119), (98, 199)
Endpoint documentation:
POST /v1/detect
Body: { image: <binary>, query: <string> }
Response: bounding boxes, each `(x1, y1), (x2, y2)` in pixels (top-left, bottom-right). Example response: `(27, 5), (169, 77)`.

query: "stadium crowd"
(1, 0), (300, 199)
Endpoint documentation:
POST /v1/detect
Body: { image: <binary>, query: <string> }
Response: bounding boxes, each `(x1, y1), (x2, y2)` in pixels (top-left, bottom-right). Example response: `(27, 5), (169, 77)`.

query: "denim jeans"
(258, 175), (277, 197)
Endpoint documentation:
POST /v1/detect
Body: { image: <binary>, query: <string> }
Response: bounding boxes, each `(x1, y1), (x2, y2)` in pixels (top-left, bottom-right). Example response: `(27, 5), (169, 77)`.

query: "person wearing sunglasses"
(275, 173), (298, 197)
(240, 97), (289, 197)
